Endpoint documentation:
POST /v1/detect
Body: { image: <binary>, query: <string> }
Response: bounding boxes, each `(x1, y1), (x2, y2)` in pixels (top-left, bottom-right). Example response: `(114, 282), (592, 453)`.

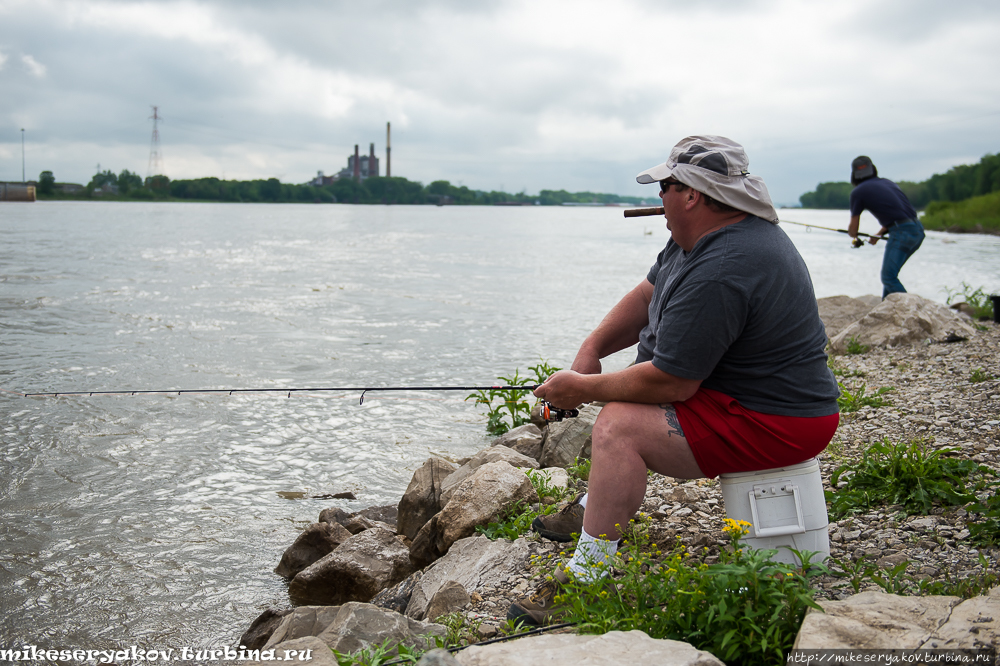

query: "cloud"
(21, 54), (46, 77)
(1, 0), (999, 202)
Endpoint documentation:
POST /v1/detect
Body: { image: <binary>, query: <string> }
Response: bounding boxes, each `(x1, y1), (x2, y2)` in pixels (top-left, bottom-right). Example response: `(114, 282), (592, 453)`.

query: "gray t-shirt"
(635, 215), (839, 417)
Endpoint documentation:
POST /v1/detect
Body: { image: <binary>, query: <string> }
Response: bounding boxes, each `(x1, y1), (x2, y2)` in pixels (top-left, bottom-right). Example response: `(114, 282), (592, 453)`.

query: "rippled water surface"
(2, 202), (999, 651)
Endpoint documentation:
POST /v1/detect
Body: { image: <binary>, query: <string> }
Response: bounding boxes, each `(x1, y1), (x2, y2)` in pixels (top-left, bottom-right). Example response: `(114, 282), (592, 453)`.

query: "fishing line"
(8, 384), (580, 420)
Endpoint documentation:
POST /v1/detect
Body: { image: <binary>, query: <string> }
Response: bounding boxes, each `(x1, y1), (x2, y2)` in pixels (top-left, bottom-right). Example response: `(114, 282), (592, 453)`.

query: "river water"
(2, 202), (999, 653)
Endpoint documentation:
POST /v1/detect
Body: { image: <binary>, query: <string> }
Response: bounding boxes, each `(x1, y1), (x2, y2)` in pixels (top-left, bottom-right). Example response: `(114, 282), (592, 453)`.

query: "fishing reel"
(540, 400), (579, 422)
(851, 237), (864, 249)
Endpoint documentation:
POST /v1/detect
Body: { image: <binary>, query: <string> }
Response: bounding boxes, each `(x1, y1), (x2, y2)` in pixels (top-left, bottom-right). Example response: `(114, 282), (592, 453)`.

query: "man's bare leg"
(583, 401), (705, 541)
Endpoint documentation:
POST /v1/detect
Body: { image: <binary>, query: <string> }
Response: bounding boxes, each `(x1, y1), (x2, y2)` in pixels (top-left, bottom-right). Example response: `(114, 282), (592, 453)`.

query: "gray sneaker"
(531, 494), (585, 542)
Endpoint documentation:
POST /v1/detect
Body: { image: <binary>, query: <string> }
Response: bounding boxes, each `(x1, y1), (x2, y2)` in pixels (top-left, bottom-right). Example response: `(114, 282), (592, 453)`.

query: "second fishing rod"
(624, 206), (884, 248)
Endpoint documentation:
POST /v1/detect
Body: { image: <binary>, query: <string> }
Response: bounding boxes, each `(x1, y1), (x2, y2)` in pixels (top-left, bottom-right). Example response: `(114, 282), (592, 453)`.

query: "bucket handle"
(748, 483), (806, 537)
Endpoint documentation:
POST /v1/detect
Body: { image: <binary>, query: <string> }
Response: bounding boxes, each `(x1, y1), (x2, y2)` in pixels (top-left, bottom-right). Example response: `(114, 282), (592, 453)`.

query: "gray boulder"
(243, 635), (336, 666)
(274, 521), (353, 579)
(439, 447), (539, 505)
(289, 528), (413, 605)
(794, 588), (1000, 650)
(398, 457), (459, 540)
(418, 649), (462, 666)
(457, 630), (724, 665)
(262, 602), (446, 657)
(492, 423), (544, 462)
(370, 571), (422, 615)
(239, 607), (292, 651)
(539, 403), (602, 468)
(409, 462), (538, 568)
(816, 294), (881, 340)
(406, 536), (531, 620)
(829, 292), (978, 353)
(425, 580), (471, 621)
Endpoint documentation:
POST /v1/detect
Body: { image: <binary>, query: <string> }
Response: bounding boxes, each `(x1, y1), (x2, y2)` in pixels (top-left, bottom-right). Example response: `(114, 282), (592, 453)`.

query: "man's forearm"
(535, 362), (701, 408)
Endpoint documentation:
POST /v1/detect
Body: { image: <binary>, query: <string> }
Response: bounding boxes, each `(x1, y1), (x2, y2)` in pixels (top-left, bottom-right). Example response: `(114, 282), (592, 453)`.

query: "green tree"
(118, 169), (142, 195)
(145, 175), (170, 195)
(799, 181), (852, 209)
(38, 170), (55, 195)
(89, 169), (118, 189)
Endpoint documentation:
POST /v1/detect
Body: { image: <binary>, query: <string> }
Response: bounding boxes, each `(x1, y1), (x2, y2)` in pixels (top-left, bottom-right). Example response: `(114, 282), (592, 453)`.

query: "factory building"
(310, 143), (380, 186)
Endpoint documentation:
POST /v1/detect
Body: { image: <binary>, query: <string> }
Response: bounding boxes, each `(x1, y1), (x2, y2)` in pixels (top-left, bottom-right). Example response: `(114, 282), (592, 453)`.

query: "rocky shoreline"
(241, 294), (1000, 663)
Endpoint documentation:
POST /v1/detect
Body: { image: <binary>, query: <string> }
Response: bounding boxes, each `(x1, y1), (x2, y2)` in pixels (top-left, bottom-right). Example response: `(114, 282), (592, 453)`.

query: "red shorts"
(673, 388), (839, 478)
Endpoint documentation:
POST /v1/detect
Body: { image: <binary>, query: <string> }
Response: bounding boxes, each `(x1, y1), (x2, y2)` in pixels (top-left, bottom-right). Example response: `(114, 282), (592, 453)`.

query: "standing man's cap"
(636, 135), (778, 223)
(851, 156), (876, 181)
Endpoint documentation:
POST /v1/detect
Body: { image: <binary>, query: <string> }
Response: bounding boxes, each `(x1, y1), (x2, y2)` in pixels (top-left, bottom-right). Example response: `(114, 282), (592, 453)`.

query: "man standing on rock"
(847, 155), (925, 299)
(508, 135), (841, 626)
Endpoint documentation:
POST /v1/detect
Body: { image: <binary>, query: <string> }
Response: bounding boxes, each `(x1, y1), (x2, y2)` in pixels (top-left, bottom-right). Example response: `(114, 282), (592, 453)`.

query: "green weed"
(466, 361), (560, 435)
(845, 336), (870, 355)
(556, 520), (826, 666)
(945, 282), (995, 320)
(433, 612), (482, 647)
(837, 382), (894, 413)
(968, 490), (1000, 547)
(567, 456), (591, 482)
(334, 639), (426, 666)
(829, 553), (999, 599)
(970, 368), (992, 383)
(826, 438), (996, 518)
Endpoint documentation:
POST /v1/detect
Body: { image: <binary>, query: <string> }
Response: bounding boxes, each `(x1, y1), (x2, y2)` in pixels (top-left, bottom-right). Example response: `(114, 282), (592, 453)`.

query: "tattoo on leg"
(658, 404), (685, 438)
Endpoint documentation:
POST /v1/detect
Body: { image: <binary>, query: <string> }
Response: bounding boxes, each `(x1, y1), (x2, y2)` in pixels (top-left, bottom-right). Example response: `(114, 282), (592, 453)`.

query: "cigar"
(623, 206), (664, 218)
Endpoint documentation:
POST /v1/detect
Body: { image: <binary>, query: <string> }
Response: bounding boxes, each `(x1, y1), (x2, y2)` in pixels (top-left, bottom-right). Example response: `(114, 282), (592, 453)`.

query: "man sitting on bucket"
(508, 135), (840, 626)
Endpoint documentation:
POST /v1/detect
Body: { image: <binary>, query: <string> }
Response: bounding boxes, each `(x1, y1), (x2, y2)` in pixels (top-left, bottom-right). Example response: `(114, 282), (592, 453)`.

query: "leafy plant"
(829, 552), (999, 599)
(556, 519), (826, 666)
(845, 336), (870, 355)
(837, 382), (894, 413)
(567, 456), (592, 482)
(433, 612), (482, 647)
(970, 368), (992, 383)
(466, 360), (561, 435)
(968, 490), (1000, 547)
(945, 282), (995, 320)
(826, 438), (996, 518)
(334, 639), (425, 666)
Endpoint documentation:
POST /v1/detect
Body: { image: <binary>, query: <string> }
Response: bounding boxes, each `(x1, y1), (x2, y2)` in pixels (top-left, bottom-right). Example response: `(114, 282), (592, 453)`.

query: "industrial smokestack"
(369, 143), (376, 178)
(353, 144), (360, 182)
(386, 122), (391, 178)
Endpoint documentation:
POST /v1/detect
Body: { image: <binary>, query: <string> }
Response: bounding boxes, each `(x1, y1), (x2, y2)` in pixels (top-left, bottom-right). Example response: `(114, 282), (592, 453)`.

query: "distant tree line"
(799, 152), (1000, 209)
(35, 170), (656, 206)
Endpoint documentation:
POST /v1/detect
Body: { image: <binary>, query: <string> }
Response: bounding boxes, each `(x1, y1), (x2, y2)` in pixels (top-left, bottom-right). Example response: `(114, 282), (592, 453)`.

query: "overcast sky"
(2, 0), (999, 204)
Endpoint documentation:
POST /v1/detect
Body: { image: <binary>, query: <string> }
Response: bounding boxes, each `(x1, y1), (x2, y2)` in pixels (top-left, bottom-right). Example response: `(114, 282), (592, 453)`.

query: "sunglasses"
(659, 179), (684, 195)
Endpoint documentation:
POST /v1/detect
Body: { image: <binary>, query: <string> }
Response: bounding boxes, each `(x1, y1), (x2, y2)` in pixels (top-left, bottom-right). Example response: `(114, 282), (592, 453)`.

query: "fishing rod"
(10, 385), (581, 421)
(622, 207), (883, 248)
(779, 219), (884, 247)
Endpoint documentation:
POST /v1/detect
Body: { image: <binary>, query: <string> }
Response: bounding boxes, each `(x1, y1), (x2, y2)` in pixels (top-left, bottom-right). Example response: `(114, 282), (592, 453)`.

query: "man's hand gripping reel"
(540, 401), (579, 422)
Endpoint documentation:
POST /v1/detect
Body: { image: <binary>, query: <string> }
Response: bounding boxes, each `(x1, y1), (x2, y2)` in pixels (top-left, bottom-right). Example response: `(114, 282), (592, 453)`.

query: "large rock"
(492, 424), (544, 462)
(425, 580), (471, 621)
(795, 588), (1000, 651)
(406, 536), (531, 620)
(456, 630), (724, 665)
(240, 608), (292, 651)
(409, 463), (539, 568)
(440, 447), (539, 505)
(243, 635), (337, 666)
(539, 403), (602, 468)
(398, 457), (459, 540)
(370, 571), (423, 615)
(289, 528), (413, 605)
(274, 521), (353, 579)
(817, 294), (881, 340)
(793, 591), (961, 649)
(262, 602), (446, 657)
(829, 293), (978, 353)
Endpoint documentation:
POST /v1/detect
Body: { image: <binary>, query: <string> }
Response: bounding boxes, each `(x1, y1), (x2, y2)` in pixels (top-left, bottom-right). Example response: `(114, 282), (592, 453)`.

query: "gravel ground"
(464, 322), (1000, 630)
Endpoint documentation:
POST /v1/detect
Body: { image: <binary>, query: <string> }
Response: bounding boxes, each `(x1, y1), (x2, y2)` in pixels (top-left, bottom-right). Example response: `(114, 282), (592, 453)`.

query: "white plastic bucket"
(719, 458), (829, 566)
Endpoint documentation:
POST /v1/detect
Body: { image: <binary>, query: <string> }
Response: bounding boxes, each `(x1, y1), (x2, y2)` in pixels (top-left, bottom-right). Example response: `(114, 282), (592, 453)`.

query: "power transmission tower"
(147, 106), (164, 179)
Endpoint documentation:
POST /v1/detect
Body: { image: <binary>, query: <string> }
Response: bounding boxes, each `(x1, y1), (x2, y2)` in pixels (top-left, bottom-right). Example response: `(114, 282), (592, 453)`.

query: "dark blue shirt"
(849, 177), (917, 227)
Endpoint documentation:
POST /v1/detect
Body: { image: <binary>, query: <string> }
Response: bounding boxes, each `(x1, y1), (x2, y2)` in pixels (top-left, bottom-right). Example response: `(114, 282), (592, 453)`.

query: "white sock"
(566, 527), (617, 583)
(578, 493), (588, 509)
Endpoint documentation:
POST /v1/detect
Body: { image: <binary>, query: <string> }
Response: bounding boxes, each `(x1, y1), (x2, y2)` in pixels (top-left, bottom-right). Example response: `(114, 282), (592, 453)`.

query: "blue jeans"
(881, 220), (925, 298)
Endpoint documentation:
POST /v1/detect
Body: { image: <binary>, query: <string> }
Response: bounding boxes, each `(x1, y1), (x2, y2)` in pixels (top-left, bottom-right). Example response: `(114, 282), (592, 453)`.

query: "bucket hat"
(636, 135), (778, 223)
